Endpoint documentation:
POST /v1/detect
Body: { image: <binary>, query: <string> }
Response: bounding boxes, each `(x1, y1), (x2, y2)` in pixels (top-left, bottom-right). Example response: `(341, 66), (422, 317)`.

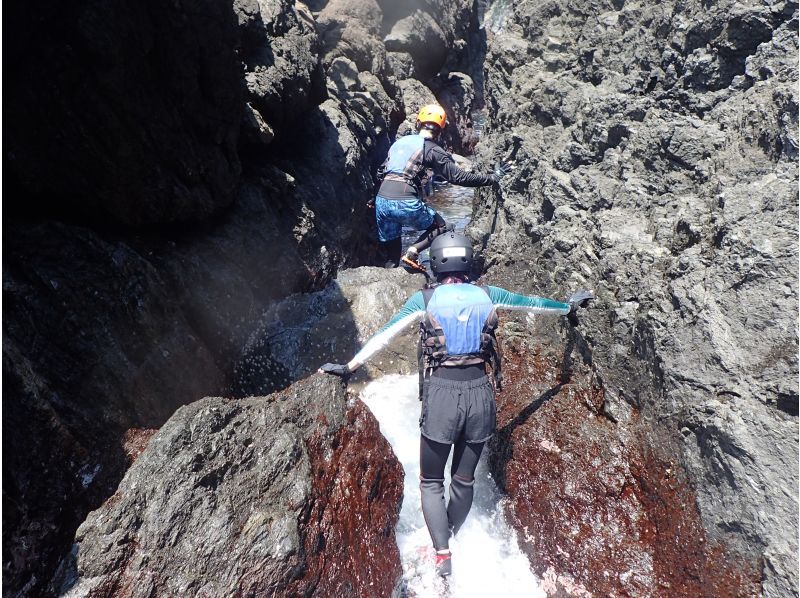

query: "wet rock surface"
(235, 267), (424, 397)
(49, 375), (404, 597)
(473, 0), (798, 595)
(490, 335), (761, 596)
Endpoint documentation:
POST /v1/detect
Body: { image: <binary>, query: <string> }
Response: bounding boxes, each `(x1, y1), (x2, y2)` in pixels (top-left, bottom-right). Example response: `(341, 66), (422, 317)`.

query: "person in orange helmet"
(373, 104), (501, 272)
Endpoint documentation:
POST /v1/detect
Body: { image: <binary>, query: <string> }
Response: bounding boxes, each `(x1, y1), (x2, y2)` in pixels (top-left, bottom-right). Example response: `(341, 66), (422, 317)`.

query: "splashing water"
(361, 374), (546, 597)
(481, 0), (514, 32)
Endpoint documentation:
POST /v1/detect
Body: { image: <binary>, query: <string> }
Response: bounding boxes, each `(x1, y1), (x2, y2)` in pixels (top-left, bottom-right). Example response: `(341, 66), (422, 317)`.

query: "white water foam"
(360, 374), (546, 598)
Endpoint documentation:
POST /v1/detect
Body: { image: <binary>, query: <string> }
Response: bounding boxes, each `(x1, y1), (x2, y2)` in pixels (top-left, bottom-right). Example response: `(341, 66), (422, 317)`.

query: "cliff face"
(471, 0), (798, 595)
(3, 0), (483, 594)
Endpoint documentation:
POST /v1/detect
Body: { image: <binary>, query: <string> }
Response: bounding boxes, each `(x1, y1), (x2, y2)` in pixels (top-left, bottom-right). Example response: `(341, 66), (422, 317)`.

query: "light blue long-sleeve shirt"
(346, 285), (569, 370)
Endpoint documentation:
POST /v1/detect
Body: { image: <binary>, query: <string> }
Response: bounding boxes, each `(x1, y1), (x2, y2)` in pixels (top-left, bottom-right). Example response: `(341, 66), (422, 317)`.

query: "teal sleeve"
(349, 291), (426, 367)
(486, 286), (570, 316)
(378, 291), (426, 333)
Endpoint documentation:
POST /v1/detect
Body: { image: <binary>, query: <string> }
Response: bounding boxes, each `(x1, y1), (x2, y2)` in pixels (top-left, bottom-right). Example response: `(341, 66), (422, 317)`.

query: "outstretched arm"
(427, 144), (495, 187)
(319, 291), (426, 376)
(487, 286), (571, 315)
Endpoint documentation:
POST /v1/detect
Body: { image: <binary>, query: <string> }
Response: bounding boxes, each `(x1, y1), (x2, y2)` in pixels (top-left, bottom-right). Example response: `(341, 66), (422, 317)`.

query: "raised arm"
(319, 291), (426, 377)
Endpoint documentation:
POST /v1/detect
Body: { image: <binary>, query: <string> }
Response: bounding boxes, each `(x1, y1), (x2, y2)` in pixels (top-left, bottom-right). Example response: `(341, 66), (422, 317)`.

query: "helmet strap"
(418, 123), (441, 138)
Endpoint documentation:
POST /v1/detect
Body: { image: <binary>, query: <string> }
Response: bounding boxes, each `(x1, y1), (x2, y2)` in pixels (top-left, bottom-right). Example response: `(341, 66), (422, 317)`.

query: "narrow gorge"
(3, 0), (797, 597)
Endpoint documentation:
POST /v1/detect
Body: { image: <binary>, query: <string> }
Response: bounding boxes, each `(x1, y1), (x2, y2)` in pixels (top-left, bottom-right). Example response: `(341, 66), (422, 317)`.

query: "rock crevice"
(3, 0), (486, 593)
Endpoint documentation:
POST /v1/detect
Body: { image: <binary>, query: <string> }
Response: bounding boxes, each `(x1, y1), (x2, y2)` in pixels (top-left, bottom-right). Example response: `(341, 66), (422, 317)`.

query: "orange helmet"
(417, 104), (447, 131)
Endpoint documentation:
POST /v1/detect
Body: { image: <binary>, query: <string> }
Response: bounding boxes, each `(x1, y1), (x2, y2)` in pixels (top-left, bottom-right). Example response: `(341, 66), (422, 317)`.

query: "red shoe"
(434, 550), (452, 577)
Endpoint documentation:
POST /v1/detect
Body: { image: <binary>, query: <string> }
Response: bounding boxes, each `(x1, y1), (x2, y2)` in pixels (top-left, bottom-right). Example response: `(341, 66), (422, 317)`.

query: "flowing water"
(361, 375), (546, 597)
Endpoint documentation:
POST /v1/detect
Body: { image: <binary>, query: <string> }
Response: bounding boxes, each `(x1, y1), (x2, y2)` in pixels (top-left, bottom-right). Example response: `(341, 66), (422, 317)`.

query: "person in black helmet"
(319, 231), (594, 578)
(373, 104), (502, 272)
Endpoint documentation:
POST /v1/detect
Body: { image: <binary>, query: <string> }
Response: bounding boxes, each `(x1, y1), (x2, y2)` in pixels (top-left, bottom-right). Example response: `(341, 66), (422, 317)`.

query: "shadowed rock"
(235, 0), (326, 141)
(4, 0), (244, 226)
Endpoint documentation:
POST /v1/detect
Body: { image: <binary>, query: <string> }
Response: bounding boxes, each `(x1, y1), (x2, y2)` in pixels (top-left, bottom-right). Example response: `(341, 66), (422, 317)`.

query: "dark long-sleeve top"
(377, 138), (494, 200)
(344, 285), (570, 371)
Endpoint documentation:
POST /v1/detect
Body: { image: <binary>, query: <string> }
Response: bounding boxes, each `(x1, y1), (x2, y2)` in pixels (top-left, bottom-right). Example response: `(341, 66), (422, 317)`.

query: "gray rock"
(235, 0), (326, 135)
(242, 102), (276, 146)
(385, 10), (448, 79)
(318, 12), (388, 74)
(386, 51), (418, 79)
(473, 0), (798, 595)
(396, 78), (439, 137)
(234, 267), (423, 396)
(49, 375), (404, 597)
(434, 71), (479, 153)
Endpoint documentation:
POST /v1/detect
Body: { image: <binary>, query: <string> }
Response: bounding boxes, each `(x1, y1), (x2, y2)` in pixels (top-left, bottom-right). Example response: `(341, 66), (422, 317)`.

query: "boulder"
(50, 375), (404, 596)
(384, 10), (448, 79)
(316, 0), (384, 70)
(234, 267), (423, 396)
(318, 18), (388, 74)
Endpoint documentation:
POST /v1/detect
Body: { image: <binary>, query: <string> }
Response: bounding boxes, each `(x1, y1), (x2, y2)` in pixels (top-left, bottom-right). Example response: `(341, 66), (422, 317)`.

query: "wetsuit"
(345, 282), (570, 552)
(375, 134), (495, 266)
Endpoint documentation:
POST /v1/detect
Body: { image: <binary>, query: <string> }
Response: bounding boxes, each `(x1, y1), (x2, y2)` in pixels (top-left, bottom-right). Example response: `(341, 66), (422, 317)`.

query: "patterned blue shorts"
(375, 195), (437, 242)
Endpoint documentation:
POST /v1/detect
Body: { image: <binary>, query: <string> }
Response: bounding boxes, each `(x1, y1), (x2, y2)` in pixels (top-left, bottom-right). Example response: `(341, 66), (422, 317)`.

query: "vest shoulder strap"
(421, 286), (436, 307)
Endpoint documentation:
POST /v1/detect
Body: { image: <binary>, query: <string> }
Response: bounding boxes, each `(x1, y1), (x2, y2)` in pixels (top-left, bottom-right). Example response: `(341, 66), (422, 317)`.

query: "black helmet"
(429, 231), (474, 275)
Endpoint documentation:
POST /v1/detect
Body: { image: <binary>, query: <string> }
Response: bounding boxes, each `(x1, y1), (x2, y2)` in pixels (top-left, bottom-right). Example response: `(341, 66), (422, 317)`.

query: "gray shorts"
(420, 376), (496, 444)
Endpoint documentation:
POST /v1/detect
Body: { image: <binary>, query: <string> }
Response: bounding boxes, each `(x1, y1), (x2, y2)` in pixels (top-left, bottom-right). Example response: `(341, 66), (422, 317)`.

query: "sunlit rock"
(474, 1), (798, 595)
(50, 375), (404, 596)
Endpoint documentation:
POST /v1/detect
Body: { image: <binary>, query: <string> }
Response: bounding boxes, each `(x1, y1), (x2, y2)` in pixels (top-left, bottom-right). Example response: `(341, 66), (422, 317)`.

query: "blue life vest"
(383, 134), (426, 193)
(417, 283), (502, 398)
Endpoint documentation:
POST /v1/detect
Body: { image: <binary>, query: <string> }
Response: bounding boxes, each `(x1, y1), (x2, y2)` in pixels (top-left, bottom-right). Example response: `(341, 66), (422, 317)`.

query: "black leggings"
(419, 434), (485, 550)
(420, 434), (484, 481)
